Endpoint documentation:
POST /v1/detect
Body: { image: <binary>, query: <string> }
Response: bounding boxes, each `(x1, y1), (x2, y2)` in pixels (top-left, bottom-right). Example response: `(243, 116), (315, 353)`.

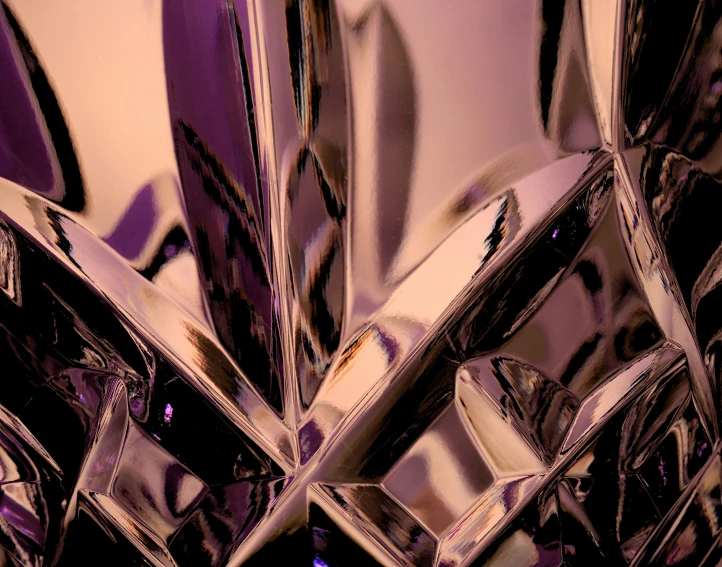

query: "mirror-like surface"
(0, 0), (722, 565)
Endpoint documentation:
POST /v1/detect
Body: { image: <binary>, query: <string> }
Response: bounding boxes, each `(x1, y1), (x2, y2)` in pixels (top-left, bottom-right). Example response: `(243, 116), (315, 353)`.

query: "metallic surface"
(0, 0), (721, 565)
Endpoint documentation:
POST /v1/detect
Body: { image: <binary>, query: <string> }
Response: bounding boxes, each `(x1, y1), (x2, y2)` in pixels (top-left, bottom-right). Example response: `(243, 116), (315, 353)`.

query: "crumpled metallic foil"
(0, 0), (721, 565)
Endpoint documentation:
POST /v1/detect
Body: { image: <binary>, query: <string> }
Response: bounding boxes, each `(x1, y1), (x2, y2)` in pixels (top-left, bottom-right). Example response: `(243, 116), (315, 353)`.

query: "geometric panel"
(632, 453), (722, 566)
(309, 483), (436, 565)
(0, 408), (62, 567)
(469, 483), (608, 567)
(310, 502), (382, 567)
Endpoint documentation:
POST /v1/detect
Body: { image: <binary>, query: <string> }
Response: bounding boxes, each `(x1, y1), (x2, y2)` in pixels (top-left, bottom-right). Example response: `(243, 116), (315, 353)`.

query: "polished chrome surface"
(0, 0), (721, 565)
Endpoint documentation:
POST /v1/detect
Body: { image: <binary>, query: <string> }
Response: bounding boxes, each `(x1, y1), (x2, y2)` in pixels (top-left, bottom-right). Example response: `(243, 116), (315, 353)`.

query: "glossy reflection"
(0, 0), (721, 566)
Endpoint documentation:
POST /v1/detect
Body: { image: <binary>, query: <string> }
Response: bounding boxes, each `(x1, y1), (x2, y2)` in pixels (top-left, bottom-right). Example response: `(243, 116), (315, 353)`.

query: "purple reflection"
(163, 0), (284, 413)
(658, 457), (668, 486)
(103, 182), (158, 261)
(0, 10), (55, 194)
(164, 403), (173, 424)
(163, 0), (262, 221)
(0, 489), (45, 545)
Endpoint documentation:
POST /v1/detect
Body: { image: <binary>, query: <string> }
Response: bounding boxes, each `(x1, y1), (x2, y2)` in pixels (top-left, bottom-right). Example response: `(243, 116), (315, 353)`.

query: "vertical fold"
(163, 0), (285, 415)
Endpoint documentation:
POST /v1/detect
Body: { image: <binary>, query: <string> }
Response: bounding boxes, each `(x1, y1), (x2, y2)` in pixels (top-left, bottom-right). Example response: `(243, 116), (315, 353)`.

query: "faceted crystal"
(1, 0), (722, 565)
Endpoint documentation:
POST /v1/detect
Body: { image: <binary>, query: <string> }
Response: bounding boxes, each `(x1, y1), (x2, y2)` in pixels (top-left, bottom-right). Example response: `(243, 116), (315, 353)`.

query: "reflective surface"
(0, 0), (721, 565)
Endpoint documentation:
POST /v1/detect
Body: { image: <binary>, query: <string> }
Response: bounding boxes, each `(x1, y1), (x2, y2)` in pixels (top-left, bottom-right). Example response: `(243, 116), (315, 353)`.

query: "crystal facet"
(1, 0), (722, 565)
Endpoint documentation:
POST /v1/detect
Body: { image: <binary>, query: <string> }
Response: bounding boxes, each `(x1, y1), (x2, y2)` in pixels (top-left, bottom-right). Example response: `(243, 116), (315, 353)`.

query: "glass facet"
(0, 0), (721, 565)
